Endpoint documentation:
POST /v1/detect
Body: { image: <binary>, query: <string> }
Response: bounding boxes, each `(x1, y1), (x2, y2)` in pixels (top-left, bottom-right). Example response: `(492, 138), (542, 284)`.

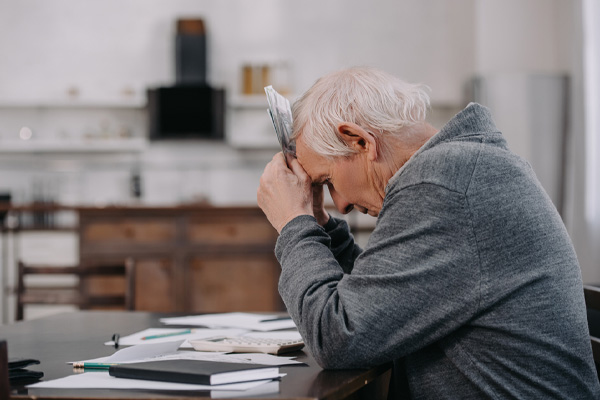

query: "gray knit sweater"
(275, 103), (600, 399)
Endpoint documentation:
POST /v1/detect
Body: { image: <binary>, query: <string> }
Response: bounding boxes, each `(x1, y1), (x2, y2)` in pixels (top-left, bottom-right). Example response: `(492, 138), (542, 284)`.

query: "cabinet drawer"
(187, 219), (277, 245)
(189, 256), (282, 312)
(134, 258), (177, 312)
(82, 219), (177, 244)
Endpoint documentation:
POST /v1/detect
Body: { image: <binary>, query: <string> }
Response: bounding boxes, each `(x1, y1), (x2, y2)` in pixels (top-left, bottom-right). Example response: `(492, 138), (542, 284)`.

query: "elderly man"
(257, 67), (599, 398)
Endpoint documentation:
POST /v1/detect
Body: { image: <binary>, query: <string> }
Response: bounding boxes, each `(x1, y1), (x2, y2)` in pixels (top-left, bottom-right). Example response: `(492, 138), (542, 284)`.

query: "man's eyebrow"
(311, 176), (328, 186)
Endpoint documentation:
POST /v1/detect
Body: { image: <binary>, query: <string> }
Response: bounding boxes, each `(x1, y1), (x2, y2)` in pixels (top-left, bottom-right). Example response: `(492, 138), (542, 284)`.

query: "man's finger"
(263, 152), (287, 175)
(275, 152), (288, 165)
(313, 184), (324, 196)
(287, 156), (310, 182)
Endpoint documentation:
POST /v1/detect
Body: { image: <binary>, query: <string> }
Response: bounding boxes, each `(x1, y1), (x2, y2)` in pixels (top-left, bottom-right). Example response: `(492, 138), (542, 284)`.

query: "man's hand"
(312, 184), (330, 226)
(257, 153), (314, 233)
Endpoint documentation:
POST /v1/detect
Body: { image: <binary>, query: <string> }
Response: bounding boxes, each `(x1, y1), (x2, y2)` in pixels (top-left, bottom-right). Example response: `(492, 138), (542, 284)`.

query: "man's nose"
(329, 185), (354, 214)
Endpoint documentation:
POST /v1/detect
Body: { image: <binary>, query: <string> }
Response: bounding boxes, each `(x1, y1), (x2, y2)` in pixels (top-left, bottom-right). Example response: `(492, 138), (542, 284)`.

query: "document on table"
(104, 328), (248, 348)
(69, 340), (184, 364)
(243, 331), (303, 341)
(28, 371), (280, 391)
(75, 349), (302, 367)
(75, 337), (303, 366)
(155, 351), (303, 366)
(160, 312), (297, 331)
(211, 380), (280, 398)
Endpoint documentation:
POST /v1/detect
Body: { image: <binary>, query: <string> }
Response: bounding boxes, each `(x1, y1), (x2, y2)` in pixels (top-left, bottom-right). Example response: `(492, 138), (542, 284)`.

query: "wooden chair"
(0, 340), (9, 399)
(16, 258), (136, 321)
(583, 285), (600, 378)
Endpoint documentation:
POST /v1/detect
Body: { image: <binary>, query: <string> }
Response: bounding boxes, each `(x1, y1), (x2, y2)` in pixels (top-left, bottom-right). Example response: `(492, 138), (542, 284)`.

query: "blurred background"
(0, 0), (599, 323)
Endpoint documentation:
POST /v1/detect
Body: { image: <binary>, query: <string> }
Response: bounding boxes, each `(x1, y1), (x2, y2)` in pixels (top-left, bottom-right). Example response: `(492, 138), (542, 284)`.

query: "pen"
(141, 329), (194, 340)
(72, 362), (119, 369)
(112, 333), (120, 349)
(260, 316), (293, 323)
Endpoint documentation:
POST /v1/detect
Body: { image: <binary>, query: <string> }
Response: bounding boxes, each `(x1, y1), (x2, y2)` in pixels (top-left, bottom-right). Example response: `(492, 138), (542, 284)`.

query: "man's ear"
(337, 122), (378, 161)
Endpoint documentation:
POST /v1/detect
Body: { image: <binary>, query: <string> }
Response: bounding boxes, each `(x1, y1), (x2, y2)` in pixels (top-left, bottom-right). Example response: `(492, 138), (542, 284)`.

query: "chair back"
(583, 285), (600, 377)
(16, 258), (136, 320)
(0, 340), (9, 399)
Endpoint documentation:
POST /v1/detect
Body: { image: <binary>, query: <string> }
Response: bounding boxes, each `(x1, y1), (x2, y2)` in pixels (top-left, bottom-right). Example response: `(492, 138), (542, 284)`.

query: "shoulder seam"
(464, 137), (484, 313)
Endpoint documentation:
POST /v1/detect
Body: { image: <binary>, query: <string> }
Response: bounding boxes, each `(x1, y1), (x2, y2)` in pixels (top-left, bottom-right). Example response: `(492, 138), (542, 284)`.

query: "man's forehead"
(295, 137), (329, 183)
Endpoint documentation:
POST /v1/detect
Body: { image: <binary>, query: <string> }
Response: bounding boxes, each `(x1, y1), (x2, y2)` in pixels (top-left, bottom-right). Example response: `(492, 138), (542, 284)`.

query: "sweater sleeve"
(275, 183), (481, 369)
(322, 215), (363, 274)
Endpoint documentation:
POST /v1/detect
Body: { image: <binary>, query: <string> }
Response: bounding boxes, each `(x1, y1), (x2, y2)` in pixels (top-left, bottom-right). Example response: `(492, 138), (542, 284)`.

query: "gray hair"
(291, 66), (430, 158)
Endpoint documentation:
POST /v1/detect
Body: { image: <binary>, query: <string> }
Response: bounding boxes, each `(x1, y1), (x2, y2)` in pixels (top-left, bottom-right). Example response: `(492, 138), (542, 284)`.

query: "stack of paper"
(31, 312), (302, 395)
(265, 85), (295, 156)
(160, 312), (297, 331)
(32, 340), (293, 393)
(104, 327), (247, 348)
(74, 339), (302, 367)
(28, 372), (279, 392)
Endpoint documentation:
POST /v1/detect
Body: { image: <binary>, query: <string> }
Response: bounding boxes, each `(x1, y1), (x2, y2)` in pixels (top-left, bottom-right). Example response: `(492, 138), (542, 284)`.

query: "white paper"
(76, 350), (301, 367)
(104, 328), (248, 348)
(243, 331), (303, 341)
(265, 85), (295, 156)
(27, 371), (276, 391)
(106, 340), (184, 362)
(69, 340), (184, 364)
(160, 312), (297, 332)
(73, 346), (301, 367)
(154, 351), (302, 366)
(217, 353), (301, 366)
(211, 380), (280, 398)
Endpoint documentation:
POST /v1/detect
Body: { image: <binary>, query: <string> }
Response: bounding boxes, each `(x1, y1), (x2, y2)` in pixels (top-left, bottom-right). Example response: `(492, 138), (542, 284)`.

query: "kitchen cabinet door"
(188, 255), (282, 313)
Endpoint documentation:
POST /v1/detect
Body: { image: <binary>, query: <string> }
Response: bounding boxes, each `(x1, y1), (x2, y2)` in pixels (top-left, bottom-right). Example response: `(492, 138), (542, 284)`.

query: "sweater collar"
(386, 103), (497, 191)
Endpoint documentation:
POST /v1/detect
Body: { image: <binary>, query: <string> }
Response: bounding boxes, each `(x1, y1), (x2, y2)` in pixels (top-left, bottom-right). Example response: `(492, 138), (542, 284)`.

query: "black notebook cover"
(8, 357), (40, 370)
(108, 359), (279, 386)
(7, 358), (43, 384)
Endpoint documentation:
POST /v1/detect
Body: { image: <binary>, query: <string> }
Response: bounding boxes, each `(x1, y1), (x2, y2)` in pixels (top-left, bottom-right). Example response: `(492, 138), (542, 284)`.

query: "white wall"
(475, 0), (568, 74)
(282, 0), (476, 105)
(565, 0), (600, 284)
(0, 0), (476, 104)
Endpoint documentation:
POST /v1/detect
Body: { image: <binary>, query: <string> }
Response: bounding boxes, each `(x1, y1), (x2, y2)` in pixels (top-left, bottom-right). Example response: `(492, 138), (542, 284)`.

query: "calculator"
(189, 336), (305, 355)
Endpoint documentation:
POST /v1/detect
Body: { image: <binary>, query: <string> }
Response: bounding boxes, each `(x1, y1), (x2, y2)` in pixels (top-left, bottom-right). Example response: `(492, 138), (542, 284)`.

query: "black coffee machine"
(148, 19), (225, 140)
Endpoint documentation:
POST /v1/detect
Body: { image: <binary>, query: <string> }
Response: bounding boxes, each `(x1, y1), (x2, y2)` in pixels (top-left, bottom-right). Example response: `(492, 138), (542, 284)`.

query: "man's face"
(295, 135), (383, 217)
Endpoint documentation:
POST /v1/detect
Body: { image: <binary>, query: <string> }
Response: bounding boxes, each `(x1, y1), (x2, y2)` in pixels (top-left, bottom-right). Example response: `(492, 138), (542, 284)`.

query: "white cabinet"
(227, 95), (280, 150)
(0, 102), (148, 153)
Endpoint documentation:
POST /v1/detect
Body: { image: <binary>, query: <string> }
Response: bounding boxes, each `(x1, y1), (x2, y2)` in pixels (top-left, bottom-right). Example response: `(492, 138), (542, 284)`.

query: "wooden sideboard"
(78, 206), (283, 313)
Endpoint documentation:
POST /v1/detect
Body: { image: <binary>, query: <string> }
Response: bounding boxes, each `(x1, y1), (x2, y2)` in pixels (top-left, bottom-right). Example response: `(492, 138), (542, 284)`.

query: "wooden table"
(3, 311), (391, 399)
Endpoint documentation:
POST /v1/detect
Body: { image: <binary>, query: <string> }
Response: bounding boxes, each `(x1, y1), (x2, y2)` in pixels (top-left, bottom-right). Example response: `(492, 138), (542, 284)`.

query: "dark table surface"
(2, 311), (391, 400)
